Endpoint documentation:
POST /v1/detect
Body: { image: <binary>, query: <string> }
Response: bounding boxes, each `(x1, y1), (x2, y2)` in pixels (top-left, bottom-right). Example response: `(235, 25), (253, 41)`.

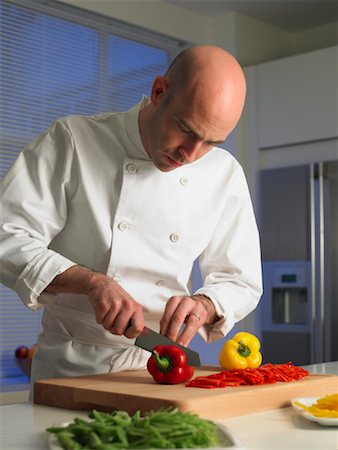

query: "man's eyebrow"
(178, 118), (225, 145)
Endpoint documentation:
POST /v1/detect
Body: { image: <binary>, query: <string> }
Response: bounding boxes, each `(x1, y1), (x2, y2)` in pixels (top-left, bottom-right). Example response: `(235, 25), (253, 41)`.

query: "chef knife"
(135, 326), (201, 367)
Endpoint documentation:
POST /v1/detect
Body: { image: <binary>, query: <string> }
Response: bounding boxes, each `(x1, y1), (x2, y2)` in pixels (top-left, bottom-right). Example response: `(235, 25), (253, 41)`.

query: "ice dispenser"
(272, 287), (308, 325)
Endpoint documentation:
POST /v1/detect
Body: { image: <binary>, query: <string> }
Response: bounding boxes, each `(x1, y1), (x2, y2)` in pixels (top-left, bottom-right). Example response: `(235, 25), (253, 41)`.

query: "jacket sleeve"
(0, 121), (77, 310)
(194, 165), (262, 343)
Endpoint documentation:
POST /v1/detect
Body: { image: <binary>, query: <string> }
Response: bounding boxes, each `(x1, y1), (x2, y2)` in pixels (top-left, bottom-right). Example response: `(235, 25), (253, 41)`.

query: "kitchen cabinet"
(257, 45), (338, 149)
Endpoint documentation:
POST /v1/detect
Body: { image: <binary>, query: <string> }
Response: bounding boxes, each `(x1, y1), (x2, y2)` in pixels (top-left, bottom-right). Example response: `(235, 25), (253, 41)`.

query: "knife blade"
(135, 326), (201, 367)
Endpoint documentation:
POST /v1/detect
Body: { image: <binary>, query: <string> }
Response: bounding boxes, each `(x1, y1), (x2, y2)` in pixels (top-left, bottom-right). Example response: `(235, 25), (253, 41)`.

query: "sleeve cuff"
(193, 288), (235, 343)
(15, 249), (76, 310)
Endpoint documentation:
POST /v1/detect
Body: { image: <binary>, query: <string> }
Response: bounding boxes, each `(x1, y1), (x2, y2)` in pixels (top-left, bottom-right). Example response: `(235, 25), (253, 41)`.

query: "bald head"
(164, 45), (246, 136)
(166, 45), (246, 92)
(139, 45), (247, 171)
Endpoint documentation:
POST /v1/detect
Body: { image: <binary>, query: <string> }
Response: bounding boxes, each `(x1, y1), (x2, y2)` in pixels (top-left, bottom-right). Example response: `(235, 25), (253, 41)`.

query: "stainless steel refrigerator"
(259, 160), (338, 365)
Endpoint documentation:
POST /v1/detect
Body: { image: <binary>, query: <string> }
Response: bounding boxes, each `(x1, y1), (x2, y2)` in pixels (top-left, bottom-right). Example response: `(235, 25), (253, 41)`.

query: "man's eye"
(178, 123), (190, 134)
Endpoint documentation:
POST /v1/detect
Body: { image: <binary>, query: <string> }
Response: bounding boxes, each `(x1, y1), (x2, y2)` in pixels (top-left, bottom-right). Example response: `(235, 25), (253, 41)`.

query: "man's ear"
(150, 76), (169, 105)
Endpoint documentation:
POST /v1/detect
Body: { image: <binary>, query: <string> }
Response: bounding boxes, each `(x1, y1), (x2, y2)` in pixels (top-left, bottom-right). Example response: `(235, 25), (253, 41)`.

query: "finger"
(92, 299), (112, 325)
(109, 305), (136, 335)
(163, 297), (193, 342)
(101, 306), (119, 331)
(160, 296), (181, 336)
(110, 301), (145, 337)
(177, 303), (208, 346)
(177, 314), (202, 347)
(124, 312), (145, 339)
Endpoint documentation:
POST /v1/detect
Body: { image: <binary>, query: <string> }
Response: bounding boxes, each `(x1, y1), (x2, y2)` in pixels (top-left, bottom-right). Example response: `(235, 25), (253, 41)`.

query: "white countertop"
(1, 362), (337, 450)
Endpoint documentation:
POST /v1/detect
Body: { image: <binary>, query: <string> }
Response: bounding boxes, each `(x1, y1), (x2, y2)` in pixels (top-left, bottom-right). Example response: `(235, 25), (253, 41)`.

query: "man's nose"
(179, 138), (202, 163)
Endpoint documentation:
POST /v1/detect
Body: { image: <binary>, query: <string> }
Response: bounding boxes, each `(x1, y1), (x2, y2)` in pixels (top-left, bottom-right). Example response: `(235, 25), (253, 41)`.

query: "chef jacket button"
(113, 276), (121, 283)
(155, 280), (167, 287)
(179, 176), (188, 185)
(118, 221), (129, 231)
(169, 233), (179, 243)
(126, 163), (137, 174)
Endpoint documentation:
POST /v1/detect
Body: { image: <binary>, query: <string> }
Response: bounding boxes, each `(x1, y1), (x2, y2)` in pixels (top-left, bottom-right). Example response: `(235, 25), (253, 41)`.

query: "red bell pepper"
(147, 345), (195, 384)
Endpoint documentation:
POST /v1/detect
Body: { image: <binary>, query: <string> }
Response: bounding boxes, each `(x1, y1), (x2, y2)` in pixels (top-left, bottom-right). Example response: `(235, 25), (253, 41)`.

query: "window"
(0, 0), (185, 380)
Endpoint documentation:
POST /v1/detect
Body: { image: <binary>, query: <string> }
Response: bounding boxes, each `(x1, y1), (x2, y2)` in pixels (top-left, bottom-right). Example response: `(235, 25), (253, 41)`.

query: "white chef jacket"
(0, 97), (262, 383)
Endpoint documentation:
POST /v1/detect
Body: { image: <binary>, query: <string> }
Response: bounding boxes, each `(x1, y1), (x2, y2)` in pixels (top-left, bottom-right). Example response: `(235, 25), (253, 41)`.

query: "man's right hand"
(44, 265), (145, 338)
(87, 271), (144, 338)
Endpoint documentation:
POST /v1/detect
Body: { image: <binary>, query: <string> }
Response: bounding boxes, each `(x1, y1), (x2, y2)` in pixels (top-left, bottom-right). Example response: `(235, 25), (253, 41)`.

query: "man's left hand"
(159, 294), (217, 347)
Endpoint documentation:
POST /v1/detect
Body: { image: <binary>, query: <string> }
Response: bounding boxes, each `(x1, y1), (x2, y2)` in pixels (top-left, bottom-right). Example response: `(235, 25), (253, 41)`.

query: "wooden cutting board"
(34, 367), (338, 419)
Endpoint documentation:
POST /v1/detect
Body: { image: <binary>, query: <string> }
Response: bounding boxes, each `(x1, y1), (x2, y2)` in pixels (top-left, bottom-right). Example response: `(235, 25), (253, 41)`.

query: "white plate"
(48, 420), (245, 449)
(291, 397), (338, 427)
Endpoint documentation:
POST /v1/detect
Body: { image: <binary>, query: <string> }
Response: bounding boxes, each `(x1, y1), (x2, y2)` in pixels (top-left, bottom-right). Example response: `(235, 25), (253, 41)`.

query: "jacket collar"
(124, 96), (152, 161)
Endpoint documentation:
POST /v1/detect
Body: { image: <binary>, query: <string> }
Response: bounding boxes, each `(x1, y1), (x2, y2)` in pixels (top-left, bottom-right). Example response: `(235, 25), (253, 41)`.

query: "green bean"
(56, 431), (82, 450)
(115, 425), (128, 446)
(46, 408), (222, 449)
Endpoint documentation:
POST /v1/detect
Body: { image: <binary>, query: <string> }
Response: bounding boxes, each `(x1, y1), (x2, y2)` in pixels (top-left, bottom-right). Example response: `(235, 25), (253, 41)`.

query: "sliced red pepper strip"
(186, 362), (309, 388)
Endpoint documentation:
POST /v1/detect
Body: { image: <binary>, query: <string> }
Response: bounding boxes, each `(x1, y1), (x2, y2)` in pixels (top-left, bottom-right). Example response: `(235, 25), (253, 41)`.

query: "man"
(0, 45), (262, 385)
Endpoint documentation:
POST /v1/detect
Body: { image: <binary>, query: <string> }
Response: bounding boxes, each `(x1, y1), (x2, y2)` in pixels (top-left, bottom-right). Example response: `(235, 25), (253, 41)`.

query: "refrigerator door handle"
(310, 163), (316, 363)
(310, 162), (327, 364)
(318, 162), (326, 363)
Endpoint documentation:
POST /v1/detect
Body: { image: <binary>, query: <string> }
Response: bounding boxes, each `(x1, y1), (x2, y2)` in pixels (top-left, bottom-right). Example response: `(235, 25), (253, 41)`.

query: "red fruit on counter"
(15, 346), (29, 359)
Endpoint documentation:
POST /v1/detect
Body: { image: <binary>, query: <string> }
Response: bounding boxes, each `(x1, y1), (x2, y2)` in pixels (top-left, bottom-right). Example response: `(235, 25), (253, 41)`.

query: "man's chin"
(155, 164), (176, 173)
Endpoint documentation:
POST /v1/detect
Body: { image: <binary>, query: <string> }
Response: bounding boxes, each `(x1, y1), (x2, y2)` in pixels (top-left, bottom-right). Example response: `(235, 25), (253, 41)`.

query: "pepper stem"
(152, 350), (171, 372)
(237, 341), (251, 358)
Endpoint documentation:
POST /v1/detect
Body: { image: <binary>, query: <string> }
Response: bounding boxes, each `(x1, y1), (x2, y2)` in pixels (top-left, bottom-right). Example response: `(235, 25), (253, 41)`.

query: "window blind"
(0, 0), (185, 380)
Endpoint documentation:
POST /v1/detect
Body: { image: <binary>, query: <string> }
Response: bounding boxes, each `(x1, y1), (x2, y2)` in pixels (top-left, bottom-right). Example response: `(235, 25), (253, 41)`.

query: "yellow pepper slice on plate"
(295, 394), (338, 418)
(218, 332), (262, 370)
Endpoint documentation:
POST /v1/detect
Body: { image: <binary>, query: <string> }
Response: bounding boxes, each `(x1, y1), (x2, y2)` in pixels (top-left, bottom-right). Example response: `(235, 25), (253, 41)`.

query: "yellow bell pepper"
(218, 332), (262, 370)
